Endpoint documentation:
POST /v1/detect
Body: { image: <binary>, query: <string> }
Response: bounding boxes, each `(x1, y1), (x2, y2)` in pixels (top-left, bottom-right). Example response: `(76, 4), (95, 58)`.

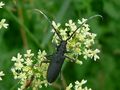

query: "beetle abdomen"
(47, 57), (64, 83)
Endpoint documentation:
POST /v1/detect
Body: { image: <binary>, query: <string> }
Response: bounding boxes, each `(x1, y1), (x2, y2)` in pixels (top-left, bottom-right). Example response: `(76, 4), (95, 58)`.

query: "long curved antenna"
(34, 9), (63, 41)
(66, 15), (103, 41)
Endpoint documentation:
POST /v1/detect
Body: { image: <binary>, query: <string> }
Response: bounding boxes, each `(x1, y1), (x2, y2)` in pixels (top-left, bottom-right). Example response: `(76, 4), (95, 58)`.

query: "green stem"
(10, 81), (20, 90)
(5, 7), (41, 48)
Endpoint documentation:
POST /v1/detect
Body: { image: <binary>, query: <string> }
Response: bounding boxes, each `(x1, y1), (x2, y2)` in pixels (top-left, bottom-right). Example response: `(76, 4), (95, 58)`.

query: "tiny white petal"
(0, 71), (5, 80)
(0, 2), (5, 8)
(0, 19), (8, 29)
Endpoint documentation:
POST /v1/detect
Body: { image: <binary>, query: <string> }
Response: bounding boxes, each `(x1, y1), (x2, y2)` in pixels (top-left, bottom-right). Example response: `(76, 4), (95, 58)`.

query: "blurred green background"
(0, 0), (120, 90)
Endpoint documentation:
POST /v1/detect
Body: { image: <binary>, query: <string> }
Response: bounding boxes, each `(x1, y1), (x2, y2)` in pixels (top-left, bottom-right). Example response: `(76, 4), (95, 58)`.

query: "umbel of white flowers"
(66, 79), (92, 90)
(11, 17), (100, 89)
(52, 18), (100, 62)
(0, 1), (7, 82)
(0, 1), (8, 29)
(11, 50), (49, 90)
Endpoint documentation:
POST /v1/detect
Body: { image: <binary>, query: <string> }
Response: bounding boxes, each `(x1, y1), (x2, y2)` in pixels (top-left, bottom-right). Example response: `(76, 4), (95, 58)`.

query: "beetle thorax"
(57, 41), (67, 53)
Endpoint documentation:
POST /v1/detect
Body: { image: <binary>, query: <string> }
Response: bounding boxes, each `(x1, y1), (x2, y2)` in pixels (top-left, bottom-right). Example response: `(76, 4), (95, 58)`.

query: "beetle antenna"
(66, 15), (103, 41)
(34, 9), (63, 41)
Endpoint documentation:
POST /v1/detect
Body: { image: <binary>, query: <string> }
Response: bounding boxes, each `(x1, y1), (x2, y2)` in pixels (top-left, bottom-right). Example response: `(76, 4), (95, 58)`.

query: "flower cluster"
(11, 50), (49, 90)
(11, 14), (100, 89)
(66, 79), (92, 90)
(0, 1), (8, 29)
(52, 18), (100, 64)
(0, 1), (7, 82)
(0, 71), (5, 80)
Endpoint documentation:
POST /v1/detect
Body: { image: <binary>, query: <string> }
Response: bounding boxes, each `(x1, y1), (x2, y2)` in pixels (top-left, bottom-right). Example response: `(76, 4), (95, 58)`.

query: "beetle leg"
(40, 60), (50, 66)
(66, 51), (72, 53)
(60, 72), (67, 89)
(52, 42), (58, 48)
(65, 55), (76, 62)
(45, 55), (53, 60)
(60, 72), (63, 84)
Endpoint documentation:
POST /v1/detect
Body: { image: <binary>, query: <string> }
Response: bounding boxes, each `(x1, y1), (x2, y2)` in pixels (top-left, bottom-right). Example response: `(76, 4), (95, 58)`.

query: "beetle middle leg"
(40, 54), (53, 66)
(40, 60), (50, 66)
(65, 55), (76, 62)
(52, 42), (58, 48)
(46, 55), (53, 60)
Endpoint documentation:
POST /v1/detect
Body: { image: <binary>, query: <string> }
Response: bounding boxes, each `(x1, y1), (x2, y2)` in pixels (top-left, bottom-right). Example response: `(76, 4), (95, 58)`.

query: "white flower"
(22, 66), (31, 72)
(76, 60), (83, 65)
(24, 50), (34, 58)
(89, 33), (96, 40)
(0, 2), (5, 8)
(65, 19), (77, 31)
(12, 53), (24, 62)
(75, 80), (89, 90)
(25, 58), (33, 66)
(52, 21), (61, 32)
(66, 83), (73, 90)
(14, 61), (23, 70)
(66, 80), (92, 90)
(0, 19), (9, 29)
(83, 49), (91, 60)
(18, 88), (22, 90)
(90, 49), (100, 61)
(11, 49), (49, 89)
(77, 33), (85, 42)
(18, 85), (24, 90)
(18, 73), (26, 80)
(38, 50), (47, 62)
(0, 71), (5, 80)
(83, 49), (100, 61)
(59, 28), (68, 40)
(78, 18), (87, 24)
(84, 39), (93, 48)
(11, 68), (18, 79)
(75, 79), (87, 85)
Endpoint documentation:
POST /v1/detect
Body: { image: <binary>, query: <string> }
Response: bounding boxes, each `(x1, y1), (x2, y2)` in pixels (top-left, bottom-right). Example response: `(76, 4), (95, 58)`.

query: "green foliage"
(0, 0), (120, 90)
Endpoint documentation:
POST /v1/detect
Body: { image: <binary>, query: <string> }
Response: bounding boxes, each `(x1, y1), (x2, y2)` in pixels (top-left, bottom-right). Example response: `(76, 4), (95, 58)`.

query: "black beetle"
(35, 9), (102, 83)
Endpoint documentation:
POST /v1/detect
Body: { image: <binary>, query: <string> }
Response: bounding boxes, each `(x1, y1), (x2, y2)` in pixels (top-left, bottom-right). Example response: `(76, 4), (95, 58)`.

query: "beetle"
(35, 9), (102, 83)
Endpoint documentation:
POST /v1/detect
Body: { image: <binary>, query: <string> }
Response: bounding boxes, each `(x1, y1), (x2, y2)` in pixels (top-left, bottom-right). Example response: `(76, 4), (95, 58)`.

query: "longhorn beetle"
(35, 9), (102, 83)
